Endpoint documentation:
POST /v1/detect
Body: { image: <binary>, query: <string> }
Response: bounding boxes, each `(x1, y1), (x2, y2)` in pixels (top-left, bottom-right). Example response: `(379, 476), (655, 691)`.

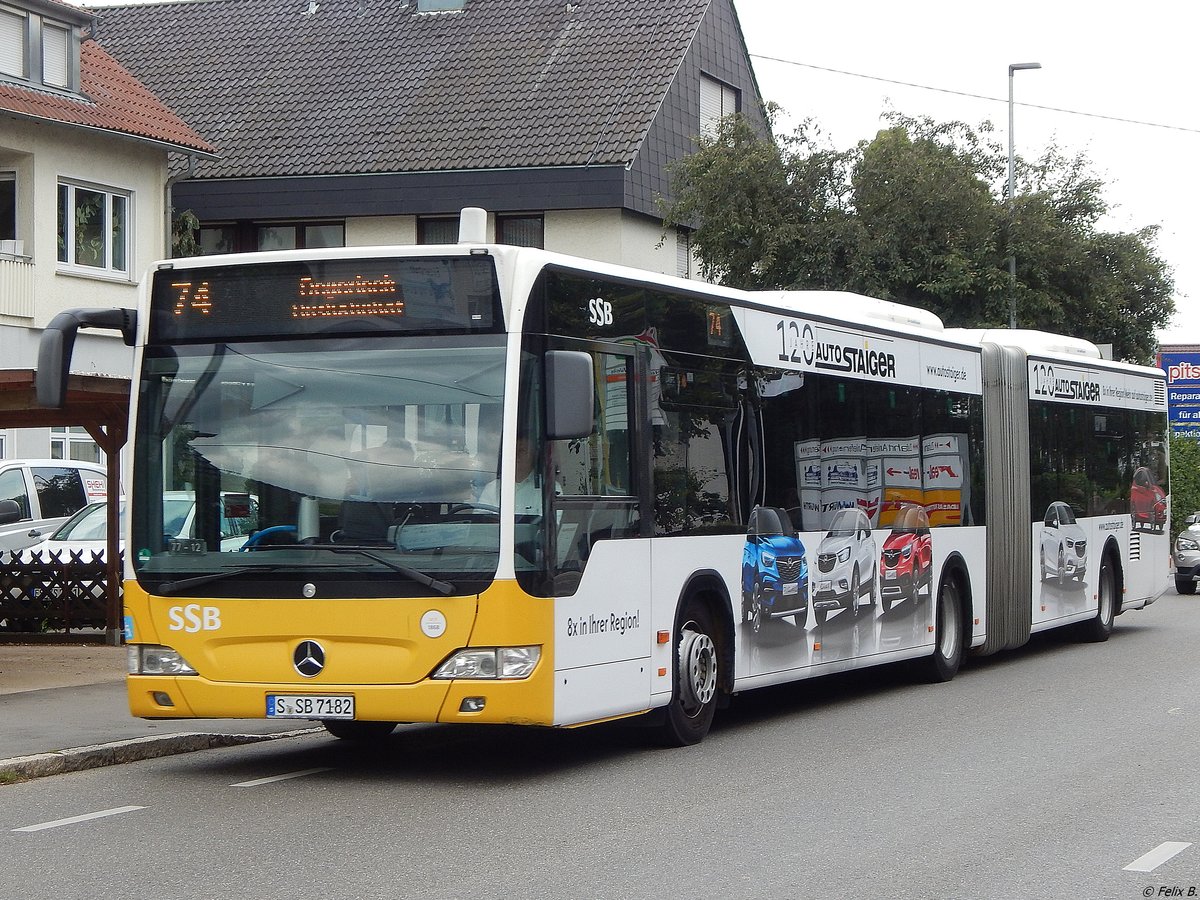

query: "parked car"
(1130, 466), (1167, 532)
(1174, 524), (1200, 595)
(19, 492), (258, 562)
(162, 491), (259, 551)
(741, 506), (808, 633)
(812, 506), (877, 624)
(879, 504), (933, 613)
(1040, 501), (1086, 583)
(0, 460), (108, 552)
(11, 500), (124, 614)
(17, 500), (122, 563)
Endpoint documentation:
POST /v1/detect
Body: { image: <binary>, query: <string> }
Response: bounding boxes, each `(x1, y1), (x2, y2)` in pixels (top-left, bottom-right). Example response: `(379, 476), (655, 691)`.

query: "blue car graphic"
(742, 505), (809, 635)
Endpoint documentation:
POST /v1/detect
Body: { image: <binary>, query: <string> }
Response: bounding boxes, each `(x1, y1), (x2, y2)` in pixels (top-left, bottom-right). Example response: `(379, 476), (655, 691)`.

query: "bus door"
(547, 347), (650, 724)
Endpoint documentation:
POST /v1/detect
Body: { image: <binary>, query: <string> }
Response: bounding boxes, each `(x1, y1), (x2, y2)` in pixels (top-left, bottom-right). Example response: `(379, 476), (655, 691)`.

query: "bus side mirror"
(37, 307), (138, 408)
(545, 350), (594, 440)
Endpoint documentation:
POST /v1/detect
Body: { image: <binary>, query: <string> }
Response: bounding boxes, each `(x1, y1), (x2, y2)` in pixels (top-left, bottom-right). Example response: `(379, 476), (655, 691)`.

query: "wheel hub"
(678, 624), (717, 713)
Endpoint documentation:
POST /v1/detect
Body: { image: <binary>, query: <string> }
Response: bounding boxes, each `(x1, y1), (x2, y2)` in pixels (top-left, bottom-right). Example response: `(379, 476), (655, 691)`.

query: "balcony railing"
(0, 254), (34, 319)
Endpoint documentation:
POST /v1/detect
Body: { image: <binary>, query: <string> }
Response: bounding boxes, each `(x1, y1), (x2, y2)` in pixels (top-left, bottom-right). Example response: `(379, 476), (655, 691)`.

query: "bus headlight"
(432, 646), (541, 680)
(129, 645), (198, 676)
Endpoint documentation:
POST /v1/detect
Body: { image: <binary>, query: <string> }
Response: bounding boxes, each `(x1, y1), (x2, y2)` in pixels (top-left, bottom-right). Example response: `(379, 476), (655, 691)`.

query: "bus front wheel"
(658, 599), (720, 747)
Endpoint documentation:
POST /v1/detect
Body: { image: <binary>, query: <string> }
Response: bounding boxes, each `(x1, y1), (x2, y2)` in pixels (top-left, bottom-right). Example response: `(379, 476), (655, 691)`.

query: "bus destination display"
(150, 256), (500, 342)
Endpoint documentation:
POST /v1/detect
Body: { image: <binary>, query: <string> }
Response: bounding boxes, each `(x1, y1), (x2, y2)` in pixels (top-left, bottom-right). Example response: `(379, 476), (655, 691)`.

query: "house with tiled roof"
(91, 0), (766, 275)
(0, 0), (213, 458)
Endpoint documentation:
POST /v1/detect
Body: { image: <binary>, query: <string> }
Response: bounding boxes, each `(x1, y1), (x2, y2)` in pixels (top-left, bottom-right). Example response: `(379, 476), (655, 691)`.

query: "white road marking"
(13, 805), (145, 833)
(1124, 841), (1192, 872)
(231, 767), (333, 787)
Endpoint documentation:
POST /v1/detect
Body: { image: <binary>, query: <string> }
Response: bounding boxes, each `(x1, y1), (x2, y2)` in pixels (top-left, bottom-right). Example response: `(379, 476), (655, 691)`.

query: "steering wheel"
(240, 524), (297, 550)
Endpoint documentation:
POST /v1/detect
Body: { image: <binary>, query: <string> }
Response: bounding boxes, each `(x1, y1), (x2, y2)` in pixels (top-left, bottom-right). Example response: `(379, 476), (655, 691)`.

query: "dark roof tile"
(0, 38), (215, 154)
(93, 0), (709, 178)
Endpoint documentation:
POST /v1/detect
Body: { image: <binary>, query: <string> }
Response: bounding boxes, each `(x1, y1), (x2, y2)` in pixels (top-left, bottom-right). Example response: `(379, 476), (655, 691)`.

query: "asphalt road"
(2, 591), (1198, 900)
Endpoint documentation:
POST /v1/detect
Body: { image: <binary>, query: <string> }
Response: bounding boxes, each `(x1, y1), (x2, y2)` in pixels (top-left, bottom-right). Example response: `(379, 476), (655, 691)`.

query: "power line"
(750, 54), (1200, 135)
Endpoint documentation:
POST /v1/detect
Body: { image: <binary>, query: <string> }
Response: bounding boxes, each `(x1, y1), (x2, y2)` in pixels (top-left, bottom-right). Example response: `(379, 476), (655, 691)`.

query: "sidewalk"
(0, 642), (317, 782)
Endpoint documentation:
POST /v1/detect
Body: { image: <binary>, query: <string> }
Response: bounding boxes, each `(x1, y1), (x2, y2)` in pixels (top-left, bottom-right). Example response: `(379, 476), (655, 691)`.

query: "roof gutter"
(0, 108), (218, 160)
(165, 153), (198, 258)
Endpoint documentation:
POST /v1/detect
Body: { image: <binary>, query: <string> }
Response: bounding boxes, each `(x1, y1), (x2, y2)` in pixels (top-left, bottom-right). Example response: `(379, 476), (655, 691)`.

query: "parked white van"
(0, 460), (108, 552)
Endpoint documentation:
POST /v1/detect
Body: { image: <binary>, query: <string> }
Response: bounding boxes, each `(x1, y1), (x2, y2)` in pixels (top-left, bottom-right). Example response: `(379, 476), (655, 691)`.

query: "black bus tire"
(918, 573), (963, 683)
(1078, 553), (1117, 643)
(657, 598), (720, 747)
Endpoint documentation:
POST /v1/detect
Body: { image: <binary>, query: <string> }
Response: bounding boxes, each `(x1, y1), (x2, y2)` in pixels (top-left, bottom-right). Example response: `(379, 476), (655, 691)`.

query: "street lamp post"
(1007, 61), (1041, 329)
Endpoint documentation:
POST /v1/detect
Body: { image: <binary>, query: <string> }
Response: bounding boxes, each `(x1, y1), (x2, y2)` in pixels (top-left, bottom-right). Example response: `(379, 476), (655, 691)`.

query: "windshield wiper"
(326, 547), (455, 596)
(245, 544), (457, 595)
(158, 564), (284, 595)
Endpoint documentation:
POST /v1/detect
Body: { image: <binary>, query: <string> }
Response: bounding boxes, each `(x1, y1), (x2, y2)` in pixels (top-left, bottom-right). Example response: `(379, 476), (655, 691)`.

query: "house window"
(256, 221), (344, 251)
(418, 217), (458, 245)
(0, 8), (26, 78)
(676, 227), (691, 278)
(496, 214), (544, 249)
(57, 180), (131, 277)
(41, 21), (68, 88)
(416, 0), (467, 10)
(0, 7), (78, 91)
(0, 172), (14, 242)
(699, 74), (739, 139)
(50, 426), (102, 464)
(199, 224), (235, 255)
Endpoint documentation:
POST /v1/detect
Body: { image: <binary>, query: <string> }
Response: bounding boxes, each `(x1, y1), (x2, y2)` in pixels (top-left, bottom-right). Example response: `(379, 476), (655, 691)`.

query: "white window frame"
(700, 73), (739, 139)
(50, 426), (102, 464)
(0, 6), (26, 79)
(41, 20), (67, 87)
(57, 179), (133, 279)
(0, 170), (16, 244)
(676, 227), (691, 279)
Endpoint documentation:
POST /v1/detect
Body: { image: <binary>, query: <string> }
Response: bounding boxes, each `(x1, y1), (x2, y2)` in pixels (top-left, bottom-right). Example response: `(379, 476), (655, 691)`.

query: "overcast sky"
(734, 0), (1198, 347)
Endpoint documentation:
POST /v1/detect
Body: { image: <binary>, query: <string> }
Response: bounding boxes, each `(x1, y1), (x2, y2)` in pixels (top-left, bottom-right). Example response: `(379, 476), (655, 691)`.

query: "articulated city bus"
(38, 208), (1169, 746)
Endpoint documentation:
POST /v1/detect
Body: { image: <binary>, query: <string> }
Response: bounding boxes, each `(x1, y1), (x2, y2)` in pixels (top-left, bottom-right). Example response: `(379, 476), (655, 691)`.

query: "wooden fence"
(0, 550), (118, 633)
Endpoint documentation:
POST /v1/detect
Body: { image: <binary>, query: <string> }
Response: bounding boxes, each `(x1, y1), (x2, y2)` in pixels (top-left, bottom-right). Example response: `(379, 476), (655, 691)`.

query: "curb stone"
(0, 727), (322, 783)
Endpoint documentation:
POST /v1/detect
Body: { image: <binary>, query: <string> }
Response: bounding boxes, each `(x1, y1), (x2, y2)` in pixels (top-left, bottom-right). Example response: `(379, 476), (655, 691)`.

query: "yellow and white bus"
(38, 208), (1170, 746)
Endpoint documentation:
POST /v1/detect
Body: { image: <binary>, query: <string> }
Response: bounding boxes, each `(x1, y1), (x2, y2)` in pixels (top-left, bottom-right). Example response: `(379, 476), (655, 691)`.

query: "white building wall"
(546, 209), (680, 276)
(345, 208), (690, 280)
(2, 117), (165, 328)
(0, 117), (163, 458)
(346, 215), (416, 247)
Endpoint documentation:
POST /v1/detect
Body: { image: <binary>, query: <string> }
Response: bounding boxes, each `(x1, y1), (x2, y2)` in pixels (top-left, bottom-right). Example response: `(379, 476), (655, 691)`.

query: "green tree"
(663, 110), (1175, 364)
(662, 108), (860, 291)
(172, 208), (200, 258)
(1169, 432), (1200, 540)
(850, 117), (1006, 326)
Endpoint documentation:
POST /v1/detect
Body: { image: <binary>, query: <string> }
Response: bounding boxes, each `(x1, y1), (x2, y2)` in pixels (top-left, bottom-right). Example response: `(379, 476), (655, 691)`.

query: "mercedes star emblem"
(293, 640), (325, 677)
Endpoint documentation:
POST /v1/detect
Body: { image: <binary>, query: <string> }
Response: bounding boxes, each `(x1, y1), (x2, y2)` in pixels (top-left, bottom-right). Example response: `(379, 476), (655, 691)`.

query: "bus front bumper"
(128, 673), (554, 727)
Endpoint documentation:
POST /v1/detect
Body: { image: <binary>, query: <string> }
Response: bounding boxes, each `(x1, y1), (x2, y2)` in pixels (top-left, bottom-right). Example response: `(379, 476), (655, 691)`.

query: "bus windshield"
(132, 334), (506, 597)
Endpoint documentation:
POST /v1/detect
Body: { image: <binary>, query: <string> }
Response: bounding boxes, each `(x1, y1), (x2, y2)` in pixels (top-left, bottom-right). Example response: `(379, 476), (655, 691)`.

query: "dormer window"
(0, 2), (85, 94)
(41, 20), (67, 87)
(0, 8), (27, 79)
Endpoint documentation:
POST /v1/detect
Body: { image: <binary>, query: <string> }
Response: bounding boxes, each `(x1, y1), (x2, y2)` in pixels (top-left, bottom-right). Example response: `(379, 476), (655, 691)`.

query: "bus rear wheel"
(322, 719), (397, 741)
(1078, 553), (1116, 642)
(658, 599), (720, 747)
(917, 574), (963, 683)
